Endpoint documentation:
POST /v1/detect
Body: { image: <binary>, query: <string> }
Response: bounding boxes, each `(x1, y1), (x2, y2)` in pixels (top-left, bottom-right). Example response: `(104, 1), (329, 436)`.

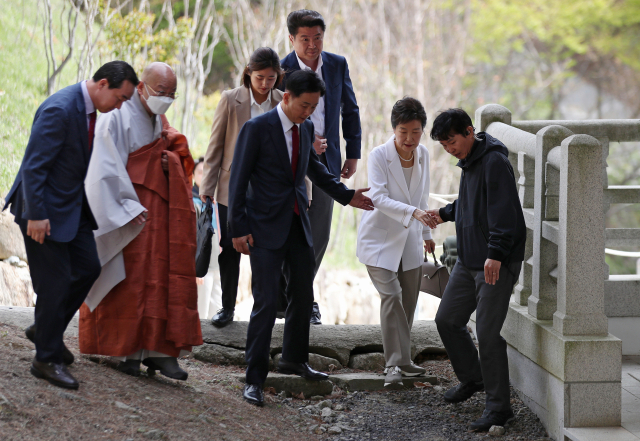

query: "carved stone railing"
(473, 104), (625, 439)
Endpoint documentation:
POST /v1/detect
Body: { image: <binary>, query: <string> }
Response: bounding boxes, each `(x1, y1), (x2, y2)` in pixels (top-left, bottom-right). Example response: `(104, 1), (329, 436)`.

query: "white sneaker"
(399, 363), (426, 377)
(384, 362), (426, 377)
(384, 366), (403, 387)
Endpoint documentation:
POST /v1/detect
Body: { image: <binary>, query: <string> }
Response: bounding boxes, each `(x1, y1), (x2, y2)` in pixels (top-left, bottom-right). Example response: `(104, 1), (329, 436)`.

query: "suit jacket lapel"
(75, 84), (90, 163)
(235, 87), (251, 128)
(267, 109), (294, 182)
(385, 137), (411, 202)
(320, 52), (332, 118)
(409, 147), (423, 199)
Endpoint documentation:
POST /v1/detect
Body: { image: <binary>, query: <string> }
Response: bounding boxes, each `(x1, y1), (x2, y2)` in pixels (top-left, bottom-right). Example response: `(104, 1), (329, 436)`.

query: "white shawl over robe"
(84, 90), (162, 311)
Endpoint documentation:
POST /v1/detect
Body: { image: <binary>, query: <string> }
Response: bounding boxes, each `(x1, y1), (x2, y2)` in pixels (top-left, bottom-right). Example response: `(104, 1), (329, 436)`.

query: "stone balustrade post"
(553, 134), (609, 336)
(528, 126), (572, 320)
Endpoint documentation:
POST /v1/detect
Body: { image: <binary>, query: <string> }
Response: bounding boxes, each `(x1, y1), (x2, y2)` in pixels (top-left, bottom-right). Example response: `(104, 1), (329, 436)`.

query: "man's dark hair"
(430, 108), (474, 141)
(241, 47), (284, 89)
(391, 97), (427, 129)
(285, 69), (326, 98)
(93, 61), (139, 89)
(287, 9), (326, 36)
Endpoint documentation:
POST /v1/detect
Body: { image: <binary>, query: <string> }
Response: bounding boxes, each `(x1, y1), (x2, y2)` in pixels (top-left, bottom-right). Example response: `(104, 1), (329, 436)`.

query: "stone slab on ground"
(273, 352), (342, 372)
(329, 373), (437, 392)
(193, 343), (248, 366)
(231, 373), (334, 397)
(201, 320), (444, 366)
(0, 306), (78, 336)
(564, 427), (640, 441)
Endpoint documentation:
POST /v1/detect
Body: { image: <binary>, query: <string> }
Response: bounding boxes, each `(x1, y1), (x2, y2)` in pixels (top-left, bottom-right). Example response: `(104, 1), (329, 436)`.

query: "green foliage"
(100, 9), (193, 71)
(0, 0), (85, 195)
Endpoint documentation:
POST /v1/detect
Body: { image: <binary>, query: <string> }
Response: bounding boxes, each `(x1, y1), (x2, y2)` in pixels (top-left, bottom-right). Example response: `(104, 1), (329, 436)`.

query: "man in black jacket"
(426, 109), (526, 431)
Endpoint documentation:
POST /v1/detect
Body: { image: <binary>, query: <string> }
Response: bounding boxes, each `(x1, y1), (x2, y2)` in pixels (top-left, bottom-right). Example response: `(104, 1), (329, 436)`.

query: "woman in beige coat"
(200, 47), (284, 327)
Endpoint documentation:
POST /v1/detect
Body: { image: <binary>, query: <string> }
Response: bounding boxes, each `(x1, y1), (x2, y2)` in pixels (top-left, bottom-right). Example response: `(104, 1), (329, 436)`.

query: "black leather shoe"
(211, 309), (234, 328)
(30, 360), (79, 390)
(142, 357), (188, 381)
(310, 302), (322, 325)
(25, 324), (74, 366)
(443, 381), (484, 403)
(243, 383), (264, 407)
(469, 409), (515, 432)
(277, 358), (328, 381)
(116, 359), (141, 377)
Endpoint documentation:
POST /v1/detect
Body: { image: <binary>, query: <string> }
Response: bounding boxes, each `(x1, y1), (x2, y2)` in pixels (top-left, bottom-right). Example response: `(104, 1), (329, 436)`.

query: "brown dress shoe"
(30, 360), (79, 390)
(25, 324), (74, 365)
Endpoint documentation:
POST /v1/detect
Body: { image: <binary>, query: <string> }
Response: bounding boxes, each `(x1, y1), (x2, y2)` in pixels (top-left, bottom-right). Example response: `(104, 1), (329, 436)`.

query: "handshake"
(413, 209), (443, 229)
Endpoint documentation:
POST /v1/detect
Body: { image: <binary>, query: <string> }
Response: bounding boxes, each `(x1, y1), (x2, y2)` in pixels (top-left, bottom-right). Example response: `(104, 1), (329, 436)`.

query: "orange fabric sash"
(79, 118), (202, 357)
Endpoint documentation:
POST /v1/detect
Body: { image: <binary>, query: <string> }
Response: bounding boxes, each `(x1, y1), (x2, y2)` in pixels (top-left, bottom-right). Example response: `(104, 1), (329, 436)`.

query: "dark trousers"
(217, 204), (242, 311)
(308, 153), (334, 278)
(20, 214), (101, 364)
(277, 154), (334, 313)
(435, 260), (522, 412)
(245, 215), (315, 385)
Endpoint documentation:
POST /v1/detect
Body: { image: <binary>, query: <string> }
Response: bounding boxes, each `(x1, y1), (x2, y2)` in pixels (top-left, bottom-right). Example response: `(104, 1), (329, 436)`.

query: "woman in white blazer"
(356, 97), (436, 387)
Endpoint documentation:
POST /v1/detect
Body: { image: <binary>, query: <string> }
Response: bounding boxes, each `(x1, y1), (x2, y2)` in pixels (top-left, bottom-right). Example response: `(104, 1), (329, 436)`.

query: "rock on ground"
(0, 203), (27, 262)
(201, 320), (444, 366)
(348, 352), (386, 371)
(0, 264), (35, 307)
(193, 343), (247, 366)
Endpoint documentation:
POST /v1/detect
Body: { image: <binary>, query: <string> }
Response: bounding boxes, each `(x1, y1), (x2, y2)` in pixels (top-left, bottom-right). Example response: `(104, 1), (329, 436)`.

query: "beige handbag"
(420, 252), (450, 298)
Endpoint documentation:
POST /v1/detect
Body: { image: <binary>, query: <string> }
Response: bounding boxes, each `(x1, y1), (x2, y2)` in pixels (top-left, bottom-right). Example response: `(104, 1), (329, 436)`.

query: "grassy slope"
(0, 0), (83, 195)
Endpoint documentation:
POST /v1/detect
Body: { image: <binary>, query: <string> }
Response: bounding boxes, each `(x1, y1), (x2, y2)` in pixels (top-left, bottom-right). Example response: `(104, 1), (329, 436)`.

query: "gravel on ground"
(0, 323), (551, 441)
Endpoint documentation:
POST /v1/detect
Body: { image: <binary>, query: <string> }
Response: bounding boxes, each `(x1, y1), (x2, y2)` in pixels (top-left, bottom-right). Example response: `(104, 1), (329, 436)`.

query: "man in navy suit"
(228, 70), (373, 406)
(279, 9), (362, 324)
(4, 61), (138, 390)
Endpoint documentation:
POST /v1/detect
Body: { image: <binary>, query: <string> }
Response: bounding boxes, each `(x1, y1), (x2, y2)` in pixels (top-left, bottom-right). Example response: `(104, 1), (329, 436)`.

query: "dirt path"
(0, 322), (551, 441)
(0, 323), (318, 441)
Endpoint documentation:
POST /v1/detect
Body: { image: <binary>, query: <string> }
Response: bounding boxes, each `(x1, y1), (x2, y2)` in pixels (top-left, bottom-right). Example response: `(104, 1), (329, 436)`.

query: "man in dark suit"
(4, 61), (138, 390)
(279, 9), (362, 324)
(228, 70), (373, 406)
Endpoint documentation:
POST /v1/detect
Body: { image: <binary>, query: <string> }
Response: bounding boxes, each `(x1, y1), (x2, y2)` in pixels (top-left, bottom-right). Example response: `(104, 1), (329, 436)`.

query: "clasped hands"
(413, 209), (443, 229)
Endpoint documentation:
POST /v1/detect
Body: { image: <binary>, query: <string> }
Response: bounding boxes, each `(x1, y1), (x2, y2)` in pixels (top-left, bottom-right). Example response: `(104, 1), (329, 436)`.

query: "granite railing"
(473, 104), (625, 438)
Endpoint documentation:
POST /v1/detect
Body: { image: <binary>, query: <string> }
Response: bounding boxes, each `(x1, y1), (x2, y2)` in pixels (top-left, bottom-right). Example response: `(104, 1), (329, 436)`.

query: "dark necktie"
(88, 111), (97, 151)
(291, 125), (300, 215)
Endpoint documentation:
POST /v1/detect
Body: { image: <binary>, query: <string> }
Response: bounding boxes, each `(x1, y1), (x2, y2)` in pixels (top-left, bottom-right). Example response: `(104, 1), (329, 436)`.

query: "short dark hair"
(391, 97), (427, 130)
(241, 47), (284, 89)
(430, 108), (474, 141)
(287, 9), (326, 36)
(92, 61), (139, 89)
(285, 70), (326, 98)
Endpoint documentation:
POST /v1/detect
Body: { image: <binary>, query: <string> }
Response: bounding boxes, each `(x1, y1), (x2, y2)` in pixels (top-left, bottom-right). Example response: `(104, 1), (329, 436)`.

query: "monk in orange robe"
(79, 63), (202, 380)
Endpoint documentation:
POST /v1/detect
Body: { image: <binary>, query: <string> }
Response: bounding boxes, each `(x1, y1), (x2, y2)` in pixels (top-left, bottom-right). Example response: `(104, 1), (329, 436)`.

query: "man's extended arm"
(21, 105), (70, 243)
(307, 147), (373, 211)
(22, 106), (69, 222)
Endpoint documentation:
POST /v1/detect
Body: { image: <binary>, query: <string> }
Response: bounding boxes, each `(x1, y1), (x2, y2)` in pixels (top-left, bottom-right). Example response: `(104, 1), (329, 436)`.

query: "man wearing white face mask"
(79, 62), (203, 380)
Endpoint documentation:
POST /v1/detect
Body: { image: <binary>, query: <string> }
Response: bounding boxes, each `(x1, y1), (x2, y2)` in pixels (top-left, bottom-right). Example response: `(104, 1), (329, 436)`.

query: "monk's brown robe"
(79, 118), (203, 357)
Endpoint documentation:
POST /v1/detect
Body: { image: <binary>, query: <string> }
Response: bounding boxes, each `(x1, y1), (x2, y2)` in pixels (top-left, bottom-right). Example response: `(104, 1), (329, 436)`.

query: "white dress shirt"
(80, 80), (96, 128)
(276, 103), (299, 162)
(295, 52), (325, 137)
(249, 87), (272, 119)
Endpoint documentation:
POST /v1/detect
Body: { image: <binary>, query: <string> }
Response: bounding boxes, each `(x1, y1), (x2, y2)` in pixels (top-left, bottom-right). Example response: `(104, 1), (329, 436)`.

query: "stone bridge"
(475, 104), (640, 441)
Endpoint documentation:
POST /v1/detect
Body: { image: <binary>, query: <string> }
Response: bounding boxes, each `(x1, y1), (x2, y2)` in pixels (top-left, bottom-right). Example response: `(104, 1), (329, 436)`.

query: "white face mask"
(142, 83), (174, 115)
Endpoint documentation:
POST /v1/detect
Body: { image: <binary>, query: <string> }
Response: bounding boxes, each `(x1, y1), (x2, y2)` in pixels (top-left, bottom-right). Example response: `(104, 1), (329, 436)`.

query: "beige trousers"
(367, 261), (422, 367)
